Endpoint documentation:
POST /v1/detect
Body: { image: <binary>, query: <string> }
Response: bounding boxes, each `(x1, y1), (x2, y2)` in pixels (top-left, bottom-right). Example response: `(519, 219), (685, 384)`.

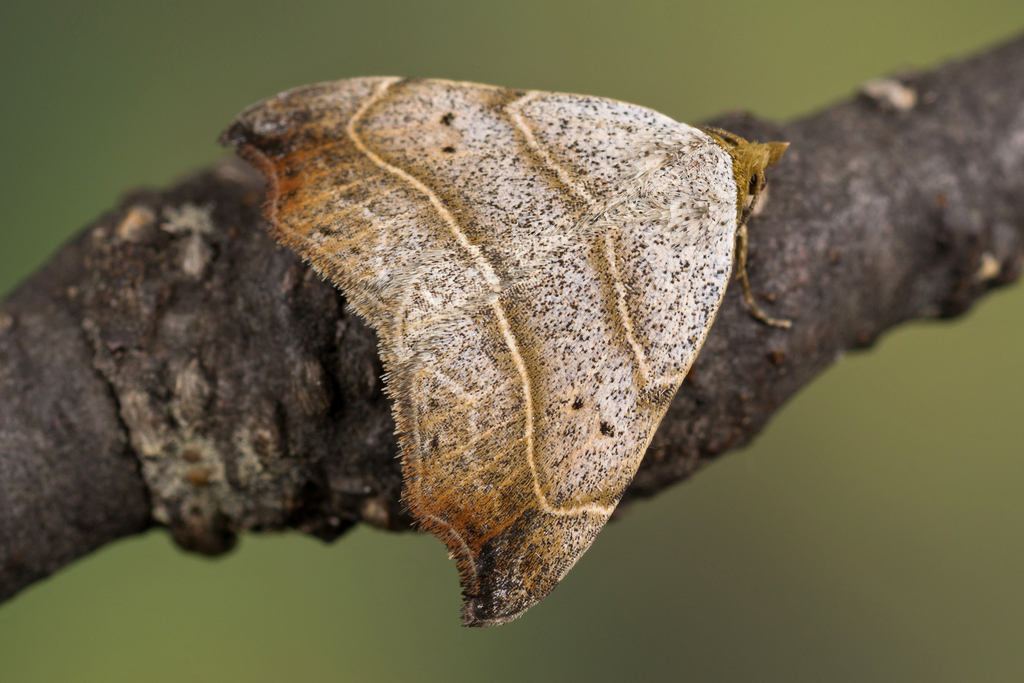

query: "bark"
(1, 35), (1022, 603)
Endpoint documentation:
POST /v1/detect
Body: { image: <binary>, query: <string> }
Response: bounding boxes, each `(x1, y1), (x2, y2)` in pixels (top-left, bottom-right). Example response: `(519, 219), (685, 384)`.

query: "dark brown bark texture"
(2, 36), (1022, 604)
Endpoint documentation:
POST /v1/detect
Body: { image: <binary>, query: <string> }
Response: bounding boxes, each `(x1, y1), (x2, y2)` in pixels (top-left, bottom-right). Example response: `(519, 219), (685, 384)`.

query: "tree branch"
(2, 35), (1022, 604)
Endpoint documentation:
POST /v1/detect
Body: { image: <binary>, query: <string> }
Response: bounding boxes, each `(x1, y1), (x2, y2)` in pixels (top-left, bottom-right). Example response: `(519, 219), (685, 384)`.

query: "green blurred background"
(2, 1), (1023, 681)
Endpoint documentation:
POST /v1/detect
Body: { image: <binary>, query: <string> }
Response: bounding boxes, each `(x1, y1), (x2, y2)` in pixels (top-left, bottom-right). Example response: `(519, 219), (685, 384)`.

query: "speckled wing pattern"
(223, 78), (739, 626)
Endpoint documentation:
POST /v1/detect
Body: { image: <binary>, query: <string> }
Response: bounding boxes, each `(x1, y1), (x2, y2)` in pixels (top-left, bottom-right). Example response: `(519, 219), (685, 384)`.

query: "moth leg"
(736, 222), (792, 329)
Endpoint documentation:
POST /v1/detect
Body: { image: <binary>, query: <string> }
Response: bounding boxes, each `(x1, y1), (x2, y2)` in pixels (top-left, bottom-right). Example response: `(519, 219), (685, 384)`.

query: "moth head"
(701, 127), (788, 226)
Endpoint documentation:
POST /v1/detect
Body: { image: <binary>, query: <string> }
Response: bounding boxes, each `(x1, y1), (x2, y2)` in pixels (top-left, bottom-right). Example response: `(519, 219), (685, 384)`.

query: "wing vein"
(506, 91), (598, 206)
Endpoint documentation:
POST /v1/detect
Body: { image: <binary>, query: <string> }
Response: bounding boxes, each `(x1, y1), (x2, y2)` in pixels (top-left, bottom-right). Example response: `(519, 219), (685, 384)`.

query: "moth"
(222, 77), (788, 626)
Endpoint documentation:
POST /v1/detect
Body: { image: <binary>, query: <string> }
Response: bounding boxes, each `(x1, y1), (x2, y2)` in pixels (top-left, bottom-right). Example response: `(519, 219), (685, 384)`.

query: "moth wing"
(223, 78), (738, 626)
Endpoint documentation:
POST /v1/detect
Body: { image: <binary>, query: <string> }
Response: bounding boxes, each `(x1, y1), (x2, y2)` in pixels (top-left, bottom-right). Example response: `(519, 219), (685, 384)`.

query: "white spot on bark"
(162, 203), (215, 235)
(974, 252), (1001, 282)
(861, 78), (917, 112)
(116, 205), (156, 242)
(171, 357), (212, 427)
(120, 389), (166, 458)
(180, 233), (212, 278)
